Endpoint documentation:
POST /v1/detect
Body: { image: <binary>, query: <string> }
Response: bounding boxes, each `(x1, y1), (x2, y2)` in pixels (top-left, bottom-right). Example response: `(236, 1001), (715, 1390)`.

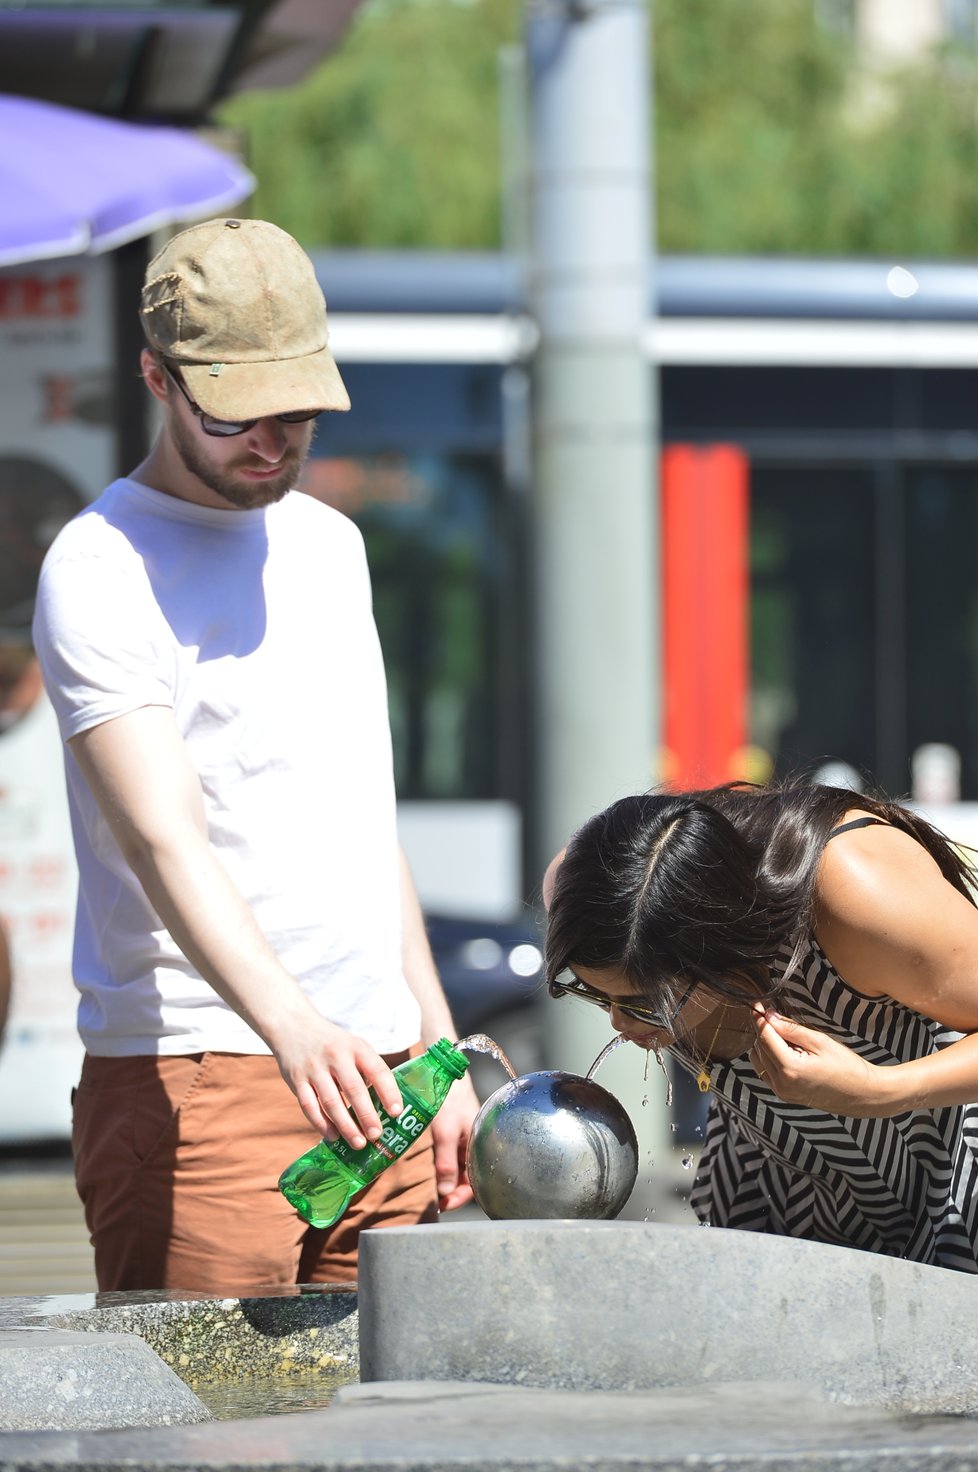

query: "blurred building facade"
(820, 0), (978, 57)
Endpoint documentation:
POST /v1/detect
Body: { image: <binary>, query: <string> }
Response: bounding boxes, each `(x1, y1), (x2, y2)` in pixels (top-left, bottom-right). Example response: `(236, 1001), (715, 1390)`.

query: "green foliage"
(654, 0), (850, 252)
(221, 0), (520, 249)
(833, 57), (978, 257)
(654, 0), (978, 255)
(219, 0), (978, 257)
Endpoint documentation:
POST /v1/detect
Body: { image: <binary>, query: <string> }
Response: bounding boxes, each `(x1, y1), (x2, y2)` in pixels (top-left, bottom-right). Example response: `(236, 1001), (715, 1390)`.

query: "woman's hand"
(750, 1006), (899, 1117)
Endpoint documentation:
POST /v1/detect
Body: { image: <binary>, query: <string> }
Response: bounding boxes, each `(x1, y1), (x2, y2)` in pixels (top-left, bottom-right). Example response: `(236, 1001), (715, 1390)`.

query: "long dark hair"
(545, 780), (976, 1012)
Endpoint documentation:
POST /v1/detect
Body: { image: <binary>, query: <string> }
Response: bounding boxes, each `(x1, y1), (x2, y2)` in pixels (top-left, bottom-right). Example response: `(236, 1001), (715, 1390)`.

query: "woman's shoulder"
(808, 802), (978, 1017)
(818, 809), (938, 904)
(812, 810), (968, 990)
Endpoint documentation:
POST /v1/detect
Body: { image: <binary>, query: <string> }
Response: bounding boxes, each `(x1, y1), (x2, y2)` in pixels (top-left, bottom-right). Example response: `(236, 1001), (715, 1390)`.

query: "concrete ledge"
(0, 1329), (210, 1431)
(358, 1219), (978, 1414)
(3, 1379), (978, 1470)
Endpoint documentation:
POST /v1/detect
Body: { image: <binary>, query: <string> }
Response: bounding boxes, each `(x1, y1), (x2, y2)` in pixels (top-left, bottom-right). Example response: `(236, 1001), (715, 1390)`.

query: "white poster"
(0, 256), (115, 1141)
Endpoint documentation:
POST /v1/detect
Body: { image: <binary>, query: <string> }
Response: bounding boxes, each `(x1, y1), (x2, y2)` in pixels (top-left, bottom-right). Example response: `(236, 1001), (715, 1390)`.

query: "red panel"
(661, 445), (749, 790)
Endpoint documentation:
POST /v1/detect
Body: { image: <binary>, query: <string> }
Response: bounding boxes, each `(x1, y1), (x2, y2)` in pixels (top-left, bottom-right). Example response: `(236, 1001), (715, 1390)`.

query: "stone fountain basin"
(357, 1219), (978, 1416)
(0, 1284), (358, 1430)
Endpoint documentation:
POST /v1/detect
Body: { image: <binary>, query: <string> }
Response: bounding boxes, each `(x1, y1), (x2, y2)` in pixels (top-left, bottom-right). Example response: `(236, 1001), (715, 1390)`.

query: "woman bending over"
(544, 782), (978, 1271)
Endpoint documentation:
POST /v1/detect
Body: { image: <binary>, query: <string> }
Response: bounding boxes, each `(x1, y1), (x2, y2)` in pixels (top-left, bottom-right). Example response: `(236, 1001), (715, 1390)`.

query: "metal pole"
(526, 0), (672, 1202)
(527, 0), (657, 867)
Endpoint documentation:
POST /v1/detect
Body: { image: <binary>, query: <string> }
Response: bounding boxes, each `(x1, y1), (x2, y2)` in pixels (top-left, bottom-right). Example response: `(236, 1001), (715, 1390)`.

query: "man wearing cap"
(32, 218), (480, 1292)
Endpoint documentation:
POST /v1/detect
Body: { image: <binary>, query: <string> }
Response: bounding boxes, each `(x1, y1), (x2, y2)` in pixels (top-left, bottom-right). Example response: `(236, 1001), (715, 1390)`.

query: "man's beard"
(170, 413), (310, 509)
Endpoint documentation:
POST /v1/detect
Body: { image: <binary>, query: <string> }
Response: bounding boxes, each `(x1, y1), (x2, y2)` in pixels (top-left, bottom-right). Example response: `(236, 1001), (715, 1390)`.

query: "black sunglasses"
(163, 362), (322, 438)
(551, 975), (699, 1029)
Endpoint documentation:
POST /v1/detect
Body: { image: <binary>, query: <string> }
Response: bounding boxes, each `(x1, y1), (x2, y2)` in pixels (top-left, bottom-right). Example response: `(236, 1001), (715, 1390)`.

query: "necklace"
(696, 1012), (726, 1094)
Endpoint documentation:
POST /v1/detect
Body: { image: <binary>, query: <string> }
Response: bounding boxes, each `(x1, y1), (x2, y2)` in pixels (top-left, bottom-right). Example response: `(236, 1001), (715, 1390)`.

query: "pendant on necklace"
(695, 1011), (726, 1093)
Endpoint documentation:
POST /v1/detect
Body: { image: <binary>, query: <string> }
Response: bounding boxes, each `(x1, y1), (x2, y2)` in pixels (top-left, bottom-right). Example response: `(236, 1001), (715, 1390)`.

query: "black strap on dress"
(827, 816), (889, 840)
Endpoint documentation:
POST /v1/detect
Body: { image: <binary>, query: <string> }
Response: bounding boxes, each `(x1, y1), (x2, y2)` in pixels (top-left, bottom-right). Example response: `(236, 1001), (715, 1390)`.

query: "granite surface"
(3, 1222), (978, 1468)
(3, 1379), (978, 1471)
(358, 1218), (978, 1415)
(8, 1286), (358, 1389)
(0, 1329), (211, 1431)
(0, 1286), (359, 1430)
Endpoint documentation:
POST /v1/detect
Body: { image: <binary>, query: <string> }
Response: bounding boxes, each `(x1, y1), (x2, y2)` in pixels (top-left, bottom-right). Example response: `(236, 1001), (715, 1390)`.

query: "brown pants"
(72, 1050), (438, 1294)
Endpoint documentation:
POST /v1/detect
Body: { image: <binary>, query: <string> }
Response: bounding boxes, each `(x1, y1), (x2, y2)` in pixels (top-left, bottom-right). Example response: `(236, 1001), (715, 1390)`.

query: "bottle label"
(330, 1095), (435, 1173)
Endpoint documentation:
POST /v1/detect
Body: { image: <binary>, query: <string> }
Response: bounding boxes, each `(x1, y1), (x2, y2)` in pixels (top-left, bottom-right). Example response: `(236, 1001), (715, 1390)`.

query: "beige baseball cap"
(140, 217), (350, 420)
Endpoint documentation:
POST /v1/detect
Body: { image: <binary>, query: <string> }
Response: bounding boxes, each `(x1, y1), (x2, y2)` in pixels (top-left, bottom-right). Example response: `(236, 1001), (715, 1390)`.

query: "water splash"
(454, 1033), (517, 1079)
(586, 1034), (625, 1079)
(651, 1045), (673, 1108)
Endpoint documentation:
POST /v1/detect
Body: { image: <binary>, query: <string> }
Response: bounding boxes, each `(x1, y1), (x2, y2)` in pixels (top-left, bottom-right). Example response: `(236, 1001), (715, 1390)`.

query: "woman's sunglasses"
(163, 362), (322, 438)
(551, 975), (699, 1030)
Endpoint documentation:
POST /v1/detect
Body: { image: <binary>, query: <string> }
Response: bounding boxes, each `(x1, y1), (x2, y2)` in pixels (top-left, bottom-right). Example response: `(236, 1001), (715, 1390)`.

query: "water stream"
(585, 1034), (624, 1079)
(455, 1029), (676, 1113)
(454, 1032), (518, 1079)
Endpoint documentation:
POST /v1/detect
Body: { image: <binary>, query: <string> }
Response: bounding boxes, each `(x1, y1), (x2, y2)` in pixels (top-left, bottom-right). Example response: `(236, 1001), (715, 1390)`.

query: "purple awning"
(0, 94), (255, 268)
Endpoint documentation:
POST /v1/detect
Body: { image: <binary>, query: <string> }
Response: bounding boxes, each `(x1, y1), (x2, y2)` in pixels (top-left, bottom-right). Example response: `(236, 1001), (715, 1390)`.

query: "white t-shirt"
(32, 477), (421, 1057)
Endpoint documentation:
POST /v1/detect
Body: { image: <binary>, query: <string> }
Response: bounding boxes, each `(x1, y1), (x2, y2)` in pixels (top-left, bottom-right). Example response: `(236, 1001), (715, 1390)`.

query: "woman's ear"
(542, 847), (567, 912)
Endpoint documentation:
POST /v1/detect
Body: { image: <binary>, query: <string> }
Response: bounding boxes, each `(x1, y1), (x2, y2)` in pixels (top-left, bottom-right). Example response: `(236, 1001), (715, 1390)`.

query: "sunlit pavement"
(0, 1157), (94, 1297)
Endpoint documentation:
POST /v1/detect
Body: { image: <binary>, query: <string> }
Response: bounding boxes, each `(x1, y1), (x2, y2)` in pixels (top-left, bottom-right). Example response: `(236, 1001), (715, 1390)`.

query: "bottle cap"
(431, 1037), (469, 1079)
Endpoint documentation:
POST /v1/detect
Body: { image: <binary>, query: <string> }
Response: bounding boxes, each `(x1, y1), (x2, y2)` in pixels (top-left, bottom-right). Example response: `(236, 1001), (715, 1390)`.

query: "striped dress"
(685, 934), (978, 1272)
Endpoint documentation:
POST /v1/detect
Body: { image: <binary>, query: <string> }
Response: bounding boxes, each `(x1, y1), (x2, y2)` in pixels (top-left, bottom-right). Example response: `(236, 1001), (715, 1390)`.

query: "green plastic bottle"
(278, 1037), (470, 1229)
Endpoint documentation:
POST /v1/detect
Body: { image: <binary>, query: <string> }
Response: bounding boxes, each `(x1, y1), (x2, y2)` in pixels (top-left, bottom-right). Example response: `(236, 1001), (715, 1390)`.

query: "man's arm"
(69, 704), (405, 1147)
(398, 847), (479, 1210)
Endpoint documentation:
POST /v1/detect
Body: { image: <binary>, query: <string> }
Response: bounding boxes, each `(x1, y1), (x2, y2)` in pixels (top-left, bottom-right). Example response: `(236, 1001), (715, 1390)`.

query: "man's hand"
(272, 1012), (406, 1150)
(750, 1006), (896, 1117)
(428, 1072), (480, 1211)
